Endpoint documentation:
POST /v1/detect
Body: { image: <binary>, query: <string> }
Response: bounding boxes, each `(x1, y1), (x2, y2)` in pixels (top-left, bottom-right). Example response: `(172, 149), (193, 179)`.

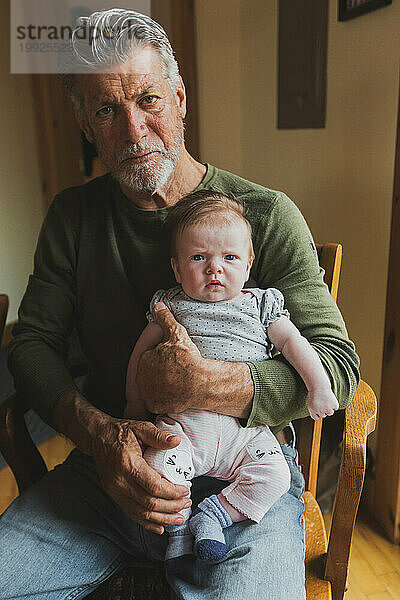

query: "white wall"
(0, 2), (43, 323)
(195, 0), (399, 401)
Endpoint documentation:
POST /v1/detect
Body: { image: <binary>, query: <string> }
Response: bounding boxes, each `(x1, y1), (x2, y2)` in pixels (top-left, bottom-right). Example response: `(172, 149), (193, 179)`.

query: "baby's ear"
(171, 257), (181, 283)
(246, 256), (254, 280)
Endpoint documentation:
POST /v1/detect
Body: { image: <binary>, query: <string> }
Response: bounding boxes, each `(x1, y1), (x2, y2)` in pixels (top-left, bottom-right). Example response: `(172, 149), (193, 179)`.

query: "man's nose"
(121, 105), (149, 144)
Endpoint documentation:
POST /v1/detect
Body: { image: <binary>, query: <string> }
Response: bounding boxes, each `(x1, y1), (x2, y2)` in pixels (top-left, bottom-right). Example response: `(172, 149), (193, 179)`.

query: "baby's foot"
(189, 495), (232, 560)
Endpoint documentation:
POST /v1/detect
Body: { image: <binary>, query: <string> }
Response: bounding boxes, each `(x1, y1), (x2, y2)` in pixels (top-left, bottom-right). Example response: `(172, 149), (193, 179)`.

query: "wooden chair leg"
(324, 380), (377, 600)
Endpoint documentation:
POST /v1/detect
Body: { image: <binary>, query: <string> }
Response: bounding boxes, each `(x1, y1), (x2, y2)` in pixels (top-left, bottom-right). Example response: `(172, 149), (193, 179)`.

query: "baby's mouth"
(207, 280), (223, 287)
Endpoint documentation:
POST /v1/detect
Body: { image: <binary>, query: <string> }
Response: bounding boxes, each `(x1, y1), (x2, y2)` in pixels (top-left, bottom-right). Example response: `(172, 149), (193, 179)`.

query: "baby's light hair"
(168, 190), (254, 259)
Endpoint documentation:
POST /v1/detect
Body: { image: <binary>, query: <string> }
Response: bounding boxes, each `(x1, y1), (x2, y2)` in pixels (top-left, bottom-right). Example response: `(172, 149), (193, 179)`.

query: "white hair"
(60, 8), (180, 118)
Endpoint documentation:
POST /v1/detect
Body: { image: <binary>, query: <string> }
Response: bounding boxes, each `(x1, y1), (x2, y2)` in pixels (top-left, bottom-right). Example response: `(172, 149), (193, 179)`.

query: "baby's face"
(171, 220), (253, 302)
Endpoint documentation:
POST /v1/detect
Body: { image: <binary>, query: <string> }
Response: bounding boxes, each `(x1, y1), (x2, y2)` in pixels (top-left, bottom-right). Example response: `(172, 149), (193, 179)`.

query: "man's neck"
(120, 147), (207, 210)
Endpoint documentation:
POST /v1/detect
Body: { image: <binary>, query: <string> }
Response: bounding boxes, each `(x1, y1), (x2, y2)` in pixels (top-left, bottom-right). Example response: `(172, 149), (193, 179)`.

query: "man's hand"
(136, 302), (253, 418)
(54, 392), (191, 535)
(91, 418), (191, 534)
(136, 302), (205, 414)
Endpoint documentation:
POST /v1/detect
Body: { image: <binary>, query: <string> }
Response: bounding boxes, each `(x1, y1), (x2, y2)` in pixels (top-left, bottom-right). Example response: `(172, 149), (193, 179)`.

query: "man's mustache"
(118, 142), (167, 164)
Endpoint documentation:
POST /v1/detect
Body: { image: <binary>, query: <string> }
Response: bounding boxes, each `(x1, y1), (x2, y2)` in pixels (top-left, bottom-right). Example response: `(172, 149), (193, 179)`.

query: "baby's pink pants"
(144, 409), (291, 522)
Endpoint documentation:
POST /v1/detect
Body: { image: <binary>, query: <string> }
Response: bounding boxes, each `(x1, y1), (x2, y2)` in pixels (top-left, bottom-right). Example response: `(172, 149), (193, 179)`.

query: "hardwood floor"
(323, 513), (400, 599)
(1, 437), (399, 599)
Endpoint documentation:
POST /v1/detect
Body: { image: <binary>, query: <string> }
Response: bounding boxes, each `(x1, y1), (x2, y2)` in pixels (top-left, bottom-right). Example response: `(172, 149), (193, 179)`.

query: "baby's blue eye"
(191, 255), (204, 261)
(225, 255), (237, 261)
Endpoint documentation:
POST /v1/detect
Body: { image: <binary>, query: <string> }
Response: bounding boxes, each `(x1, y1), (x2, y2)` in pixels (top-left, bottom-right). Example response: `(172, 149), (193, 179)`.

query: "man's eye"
(191, 255), (204, 261)
(97, 106), (113, 116)
(141, 95), (158, 106)
(225, 255), (238, 261)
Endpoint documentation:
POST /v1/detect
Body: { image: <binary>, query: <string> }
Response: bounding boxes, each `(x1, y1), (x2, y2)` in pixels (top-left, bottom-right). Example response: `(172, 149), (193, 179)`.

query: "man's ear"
(171, 257), (182, 283)
(176, 76), (187, 119)
(74, 106), (94, 145)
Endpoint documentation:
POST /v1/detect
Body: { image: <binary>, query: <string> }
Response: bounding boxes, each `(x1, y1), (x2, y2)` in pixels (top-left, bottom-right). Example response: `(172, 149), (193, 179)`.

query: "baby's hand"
(308, 388), (339, 421)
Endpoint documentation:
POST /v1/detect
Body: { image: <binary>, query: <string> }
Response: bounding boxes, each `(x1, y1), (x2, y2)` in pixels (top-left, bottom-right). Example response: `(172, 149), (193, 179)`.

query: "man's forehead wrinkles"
(91, 82), (160, 104)
(89, 74), (162, 104)
(120, 74), (161, 96)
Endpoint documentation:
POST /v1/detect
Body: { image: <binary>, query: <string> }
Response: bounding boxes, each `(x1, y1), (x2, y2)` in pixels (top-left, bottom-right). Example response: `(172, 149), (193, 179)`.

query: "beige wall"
(0, 2), (43, 323)
(196, 0), (399, 400)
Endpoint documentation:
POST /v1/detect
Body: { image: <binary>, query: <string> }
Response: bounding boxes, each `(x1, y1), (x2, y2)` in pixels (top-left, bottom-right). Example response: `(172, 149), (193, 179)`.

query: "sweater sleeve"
(246, 193), (360, 432)
(7, 194), (79, 423)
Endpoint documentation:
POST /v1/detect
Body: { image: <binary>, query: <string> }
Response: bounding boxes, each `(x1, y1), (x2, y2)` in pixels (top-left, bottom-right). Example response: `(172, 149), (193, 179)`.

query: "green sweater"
(8, 165), (359, 432)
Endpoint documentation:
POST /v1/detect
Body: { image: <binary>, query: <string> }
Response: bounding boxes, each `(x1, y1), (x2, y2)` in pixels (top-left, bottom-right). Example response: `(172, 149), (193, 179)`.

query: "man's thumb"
(153, 302), (179, 339)
(135, 421), (181, 450)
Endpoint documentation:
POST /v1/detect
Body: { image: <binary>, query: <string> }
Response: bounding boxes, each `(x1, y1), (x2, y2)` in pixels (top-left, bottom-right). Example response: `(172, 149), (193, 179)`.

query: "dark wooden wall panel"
(278, 0), (328, 129)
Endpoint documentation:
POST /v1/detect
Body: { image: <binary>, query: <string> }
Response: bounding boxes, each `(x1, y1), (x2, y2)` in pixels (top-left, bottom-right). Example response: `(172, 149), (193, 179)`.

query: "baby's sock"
(165, 521), (195, 575)
(188, 494), (233, 561)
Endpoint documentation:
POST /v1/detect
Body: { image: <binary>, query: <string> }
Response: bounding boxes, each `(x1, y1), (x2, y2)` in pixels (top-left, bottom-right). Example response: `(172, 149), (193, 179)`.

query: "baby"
(125, 190), (339, 572)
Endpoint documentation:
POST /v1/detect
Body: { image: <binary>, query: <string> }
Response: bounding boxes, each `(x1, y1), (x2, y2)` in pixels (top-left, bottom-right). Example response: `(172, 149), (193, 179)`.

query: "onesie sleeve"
(146, 289), (171, 323)
(260, 288), (290, 328)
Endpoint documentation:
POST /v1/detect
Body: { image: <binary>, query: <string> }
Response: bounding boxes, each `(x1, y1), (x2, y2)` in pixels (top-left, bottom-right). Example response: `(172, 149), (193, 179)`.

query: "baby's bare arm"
(125, 323), (164, 419)
(267, 317), (339, 420)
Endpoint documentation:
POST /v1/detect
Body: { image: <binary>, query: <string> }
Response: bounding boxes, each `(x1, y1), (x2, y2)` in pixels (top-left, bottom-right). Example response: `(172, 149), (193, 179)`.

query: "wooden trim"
(374, 75), (400, 544)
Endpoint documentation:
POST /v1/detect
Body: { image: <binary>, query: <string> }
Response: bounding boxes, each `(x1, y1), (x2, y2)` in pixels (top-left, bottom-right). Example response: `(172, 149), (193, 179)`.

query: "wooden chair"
(0, 247), (377, 600)
(0, 294), (8, 345)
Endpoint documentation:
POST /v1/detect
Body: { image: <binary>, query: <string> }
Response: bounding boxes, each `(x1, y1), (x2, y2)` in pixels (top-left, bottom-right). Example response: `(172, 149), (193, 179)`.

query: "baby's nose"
(207, 260), (222, 274)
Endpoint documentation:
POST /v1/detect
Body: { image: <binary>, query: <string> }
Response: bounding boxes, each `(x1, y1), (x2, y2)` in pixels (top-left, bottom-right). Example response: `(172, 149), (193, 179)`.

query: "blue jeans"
(0, 443), (305, 599)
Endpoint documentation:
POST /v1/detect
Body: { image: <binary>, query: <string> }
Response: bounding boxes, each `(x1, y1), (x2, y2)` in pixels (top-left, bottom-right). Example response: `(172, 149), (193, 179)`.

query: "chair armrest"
(0, 393), (48, 493)
(324, 379), (377, 600)
(0, 357), (88, 494)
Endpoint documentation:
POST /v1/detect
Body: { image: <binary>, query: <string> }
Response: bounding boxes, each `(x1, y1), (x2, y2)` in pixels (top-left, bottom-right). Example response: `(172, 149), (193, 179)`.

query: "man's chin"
(113, 162), (175, 195)
(115, 175), (157, 194)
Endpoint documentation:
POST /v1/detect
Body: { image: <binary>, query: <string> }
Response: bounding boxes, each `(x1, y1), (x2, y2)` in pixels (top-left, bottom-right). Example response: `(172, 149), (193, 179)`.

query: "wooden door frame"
(151, 0), (200, 160)
(374, 74), (400, 544)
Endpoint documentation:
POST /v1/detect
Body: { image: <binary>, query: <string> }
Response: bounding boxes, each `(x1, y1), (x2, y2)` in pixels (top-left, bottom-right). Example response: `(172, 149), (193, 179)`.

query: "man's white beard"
(113, 144), (181, 194)
(109, 118), (184, 194)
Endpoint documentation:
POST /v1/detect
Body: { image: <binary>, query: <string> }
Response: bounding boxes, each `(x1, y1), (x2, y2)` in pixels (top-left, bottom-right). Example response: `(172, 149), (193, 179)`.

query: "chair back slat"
(0, 294), (9, 346)
(295, 244), (343, 495)
(317, 243), (342, 303)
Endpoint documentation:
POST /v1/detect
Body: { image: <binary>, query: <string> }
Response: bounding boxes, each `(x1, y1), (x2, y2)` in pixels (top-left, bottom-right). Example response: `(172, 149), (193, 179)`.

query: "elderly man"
(1, 8), (359, 600)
